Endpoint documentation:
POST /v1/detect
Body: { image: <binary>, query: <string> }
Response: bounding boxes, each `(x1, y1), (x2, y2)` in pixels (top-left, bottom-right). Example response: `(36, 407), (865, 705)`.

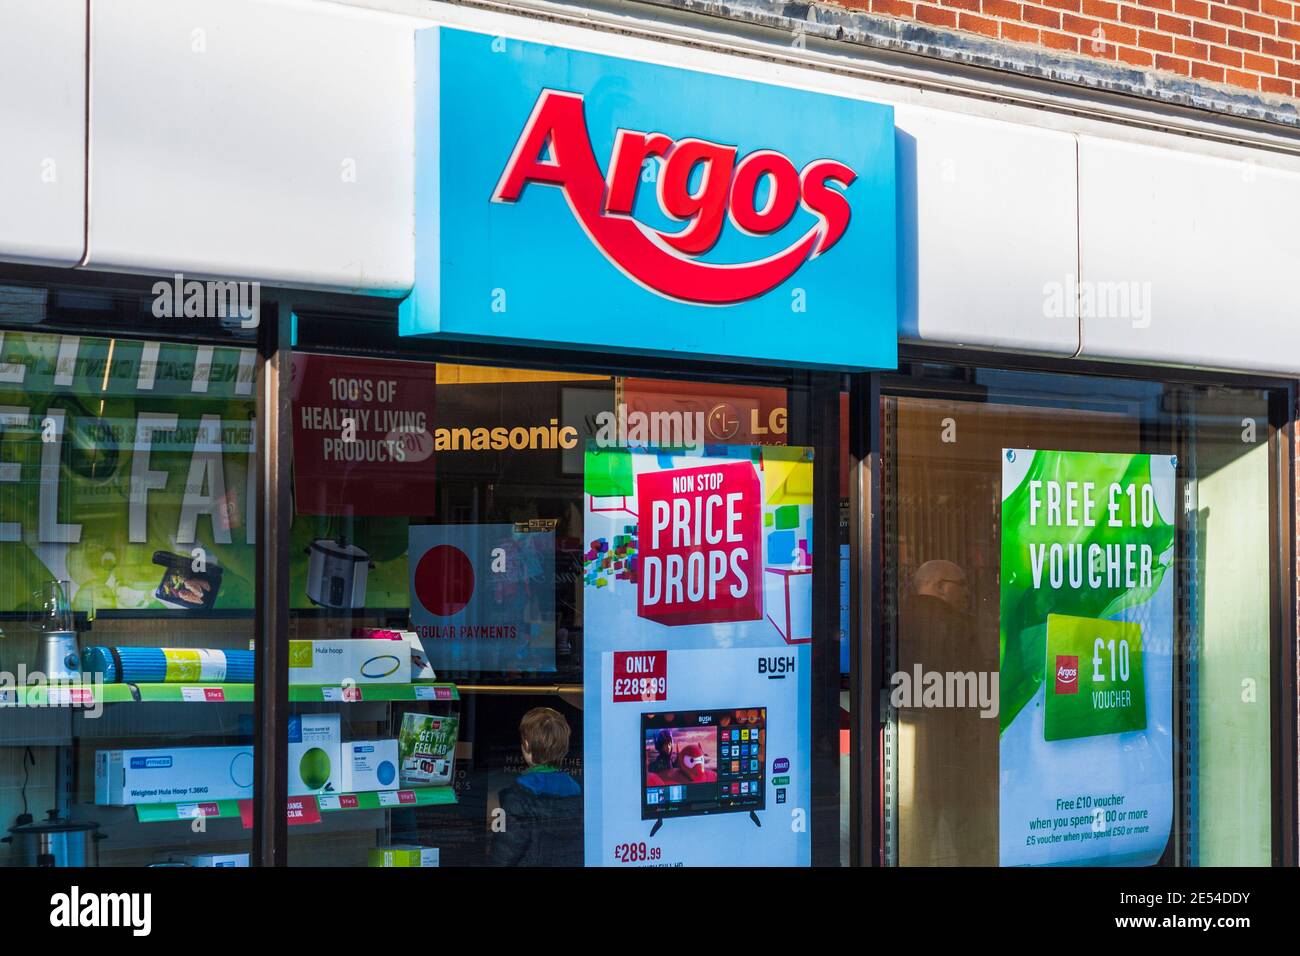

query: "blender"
(31, 580), (80, 682)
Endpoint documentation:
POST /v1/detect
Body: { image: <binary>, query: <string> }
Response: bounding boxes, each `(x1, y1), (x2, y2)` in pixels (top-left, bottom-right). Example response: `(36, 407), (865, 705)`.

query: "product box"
(368, 845), (439, 867)
(352, 629), (436, 681)
(288, 638), (411, 686)
(184, 853), (249, 867)
(398, 713), (460, 787)
(340, 739), (399, 792)
(288, 713), (341, 796)
(96, 746), (255, 805)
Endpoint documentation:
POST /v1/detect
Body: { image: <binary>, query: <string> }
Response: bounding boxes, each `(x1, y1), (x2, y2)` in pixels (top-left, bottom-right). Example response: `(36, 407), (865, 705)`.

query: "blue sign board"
(401, 27), (897, 370)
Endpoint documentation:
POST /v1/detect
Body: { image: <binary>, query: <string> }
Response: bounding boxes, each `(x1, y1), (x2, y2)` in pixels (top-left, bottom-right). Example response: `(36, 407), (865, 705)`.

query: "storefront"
(0, 0), (1294, 869)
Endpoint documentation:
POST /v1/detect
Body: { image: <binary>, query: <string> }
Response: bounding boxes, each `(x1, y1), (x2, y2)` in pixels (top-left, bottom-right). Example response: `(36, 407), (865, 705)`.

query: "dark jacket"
(490, 768), (583, 867)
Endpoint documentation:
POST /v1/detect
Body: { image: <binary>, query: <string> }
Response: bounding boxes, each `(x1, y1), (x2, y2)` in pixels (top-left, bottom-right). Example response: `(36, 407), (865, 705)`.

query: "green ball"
(299, 747), (332, 790)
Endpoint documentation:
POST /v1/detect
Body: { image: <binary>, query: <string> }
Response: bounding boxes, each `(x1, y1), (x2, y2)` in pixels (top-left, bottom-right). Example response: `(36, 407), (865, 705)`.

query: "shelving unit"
(131, 785), (457, 824)
(0, 681), (459, 707)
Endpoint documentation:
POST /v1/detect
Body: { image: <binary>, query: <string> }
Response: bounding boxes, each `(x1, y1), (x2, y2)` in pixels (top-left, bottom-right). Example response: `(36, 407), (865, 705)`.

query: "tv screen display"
(641, 708), (766, 820)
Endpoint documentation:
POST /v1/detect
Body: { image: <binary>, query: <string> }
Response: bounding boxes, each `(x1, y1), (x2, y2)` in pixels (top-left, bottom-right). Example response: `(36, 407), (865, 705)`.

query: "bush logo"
(1055, 654), (1079, 695)
(492, 89), (858, 305)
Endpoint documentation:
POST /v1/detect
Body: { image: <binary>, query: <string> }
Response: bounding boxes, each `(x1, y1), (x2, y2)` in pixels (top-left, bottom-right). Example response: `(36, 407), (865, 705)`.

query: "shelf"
(0, 681), (458, 707)
(132, 786), (456, 824)
(290, 682), (459, 703)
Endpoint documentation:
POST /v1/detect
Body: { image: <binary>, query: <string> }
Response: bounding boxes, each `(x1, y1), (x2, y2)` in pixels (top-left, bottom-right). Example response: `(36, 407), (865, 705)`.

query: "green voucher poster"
(999, 448), (1175, 866)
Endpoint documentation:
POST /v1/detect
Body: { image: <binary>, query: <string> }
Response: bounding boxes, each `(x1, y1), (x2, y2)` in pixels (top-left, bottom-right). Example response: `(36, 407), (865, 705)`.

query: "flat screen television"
(641, 708), (766, 830)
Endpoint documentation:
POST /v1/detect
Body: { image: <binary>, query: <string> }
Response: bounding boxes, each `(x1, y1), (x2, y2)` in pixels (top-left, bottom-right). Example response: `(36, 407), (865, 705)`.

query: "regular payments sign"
(400, 28), (897, 370)
(999, 449), (1175, 866)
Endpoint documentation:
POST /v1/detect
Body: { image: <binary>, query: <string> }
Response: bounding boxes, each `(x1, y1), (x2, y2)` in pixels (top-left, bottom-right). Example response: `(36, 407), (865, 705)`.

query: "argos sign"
(402, 28), (897, 369)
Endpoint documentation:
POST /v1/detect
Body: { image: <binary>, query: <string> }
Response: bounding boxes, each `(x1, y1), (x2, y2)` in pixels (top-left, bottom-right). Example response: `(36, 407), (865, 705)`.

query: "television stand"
(649, 819), (663, 838)
(749, 810), (762, 828)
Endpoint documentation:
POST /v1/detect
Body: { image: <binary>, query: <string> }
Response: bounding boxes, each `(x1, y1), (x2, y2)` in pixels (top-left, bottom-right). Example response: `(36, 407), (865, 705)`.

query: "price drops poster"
(1000, 448), (1175, 866)
(583, 443), (813, 866)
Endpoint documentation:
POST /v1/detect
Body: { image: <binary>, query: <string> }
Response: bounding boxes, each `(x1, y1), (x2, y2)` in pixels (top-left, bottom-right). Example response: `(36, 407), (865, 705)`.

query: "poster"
(999, 448), (1175, 866)
(583, 443), (813, 866)
(0, 331), (256, 613)
(408, 524), (556, 673)
(290, 354), (436, 517)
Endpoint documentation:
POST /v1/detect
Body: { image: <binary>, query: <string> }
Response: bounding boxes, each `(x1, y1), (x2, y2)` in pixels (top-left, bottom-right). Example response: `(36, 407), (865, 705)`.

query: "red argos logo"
(1055, 655), (1079, 695)
(492, 89), (858, 305)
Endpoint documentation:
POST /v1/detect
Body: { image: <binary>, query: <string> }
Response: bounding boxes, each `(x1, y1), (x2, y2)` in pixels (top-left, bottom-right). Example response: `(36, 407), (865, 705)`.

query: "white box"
(95, 746), (254, 805)
(288, 713), (341, 796)
(184, 853), (249, 868)
(340, 739), (399, 792)
(288, 639), (411, 685)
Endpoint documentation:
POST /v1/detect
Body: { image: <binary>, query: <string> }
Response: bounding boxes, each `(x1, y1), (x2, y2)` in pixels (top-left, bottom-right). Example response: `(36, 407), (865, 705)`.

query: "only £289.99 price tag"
(1043, 613), (1146, 741)
(612, 650), (667, 703)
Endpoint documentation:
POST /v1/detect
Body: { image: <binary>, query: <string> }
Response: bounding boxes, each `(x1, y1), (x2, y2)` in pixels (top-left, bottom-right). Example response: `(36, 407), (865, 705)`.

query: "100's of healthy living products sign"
(583, 444), (813, 867)
(1000, 449), (1175, 866)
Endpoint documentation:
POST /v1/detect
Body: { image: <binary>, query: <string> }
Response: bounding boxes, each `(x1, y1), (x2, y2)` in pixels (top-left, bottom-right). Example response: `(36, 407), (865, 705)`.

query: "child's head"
(519, 707), (571, 768)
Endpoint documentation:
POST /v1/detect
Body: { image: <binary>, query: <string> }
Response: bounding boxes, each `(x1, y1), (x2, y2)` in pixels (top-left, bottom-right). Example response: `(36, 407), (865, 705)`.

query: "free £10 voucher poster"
(583, 444), (813, 866)
(1000, 448), (1175, 866)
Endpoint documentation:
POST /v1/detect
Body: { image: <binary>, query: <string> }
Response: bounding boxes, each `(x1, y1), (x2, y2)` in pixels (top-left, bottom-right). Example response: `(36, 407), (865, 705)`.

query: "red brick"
(1277, 57), (1300, 77)
(1209, 4), (1246, 24)
(1101, 21), (1140, 41)
(1042, 28), (1083, 47)
(1062, 12), (1105, 32)
(1157, 12), (1195, 31)
(873, 0), (918, 14)
(1139, 29), (1176, 49)
(1155, 52), (1194, 72)
(1191, 60), (1227, 79)
(1210, 43), (1245, 63)
(1261, 35), (1293, 57)
(1136, 0), (1175, 9)
(1224, 67), (1261, 86)
(981, 0), (1021, 18)
(1228, 28), (1262, 48)
(1121, 5), (1159, 25)
(1116, 43), (1156, 62)
(1174, 36), (1210, 56)
(959, 11), (1001, 35)
(1243, 50), (1277, 69)
(1001, 20), (1042, 41)
(1193, 20), (1229, 40)
(1279, 21), (1300, 40)
(1174, 0), (1211, 15)
(1043, 0), (1084, 11)
(941, 0), (982, 10)
(1260, 0), (1292, 18)
(1023, 5), (1064, 25)
(1260, 75), (1293, 93)
(1082, 0), (1120, 17)
(1226, 0), (1260, 10)
(1242, 12), (1276, 31)
(916, 3), (961, 25)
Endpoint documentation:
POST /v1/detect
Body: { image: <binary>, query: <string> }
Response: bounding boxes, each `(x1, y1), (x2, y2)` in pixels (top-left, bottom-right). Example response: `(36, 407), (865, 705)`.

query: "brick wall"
(839, 0), (1300, 98)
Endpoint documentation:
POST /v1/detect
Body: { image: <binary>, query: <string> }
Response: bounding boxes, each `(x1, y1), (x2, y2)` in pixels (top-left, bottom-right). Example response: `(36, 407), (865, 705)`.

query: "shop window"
(0, 318), (257, 867)
(880, 365), (1277, 867)
(284, 349), (835, 867)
